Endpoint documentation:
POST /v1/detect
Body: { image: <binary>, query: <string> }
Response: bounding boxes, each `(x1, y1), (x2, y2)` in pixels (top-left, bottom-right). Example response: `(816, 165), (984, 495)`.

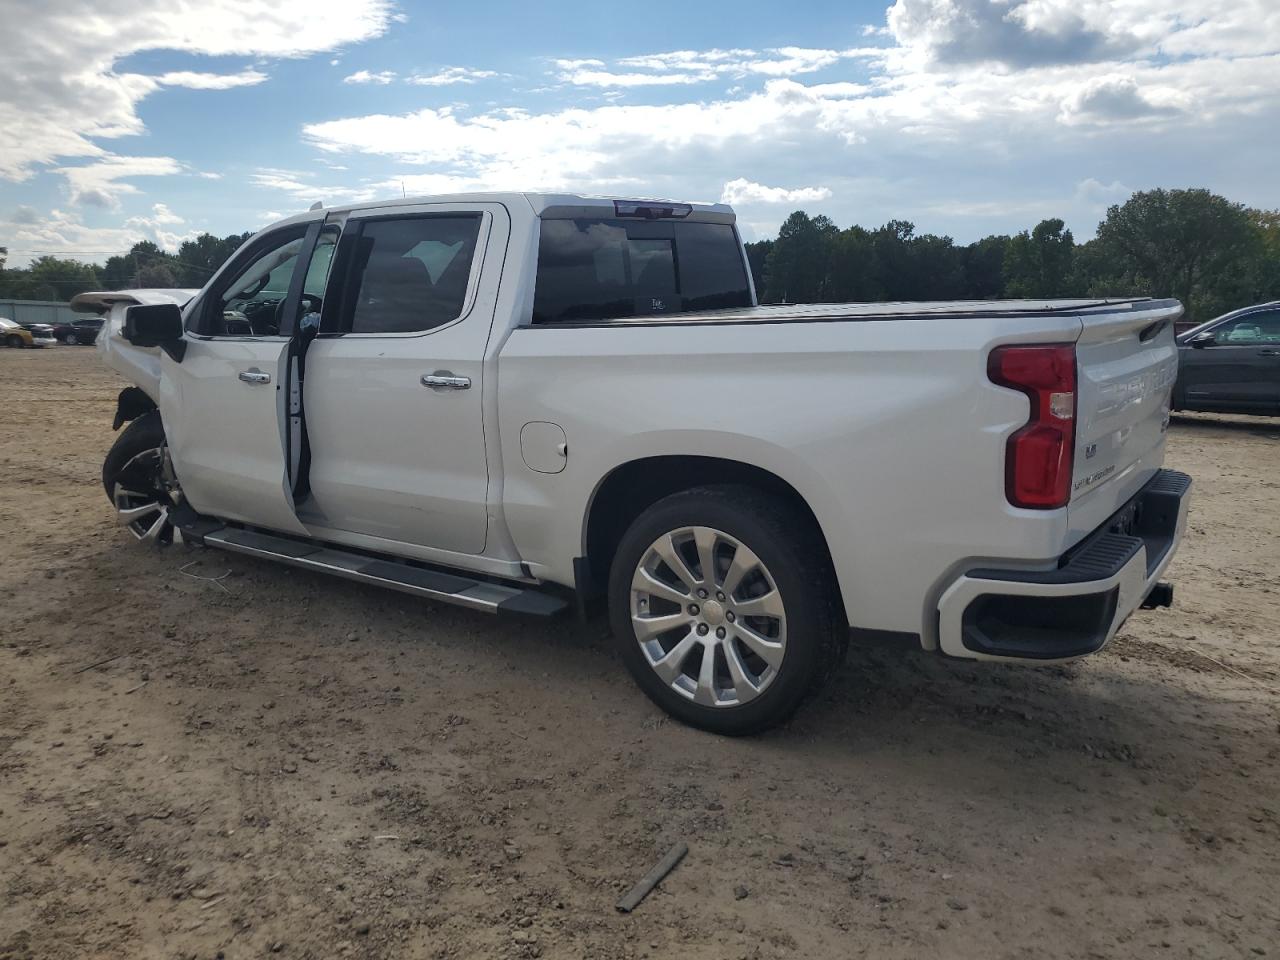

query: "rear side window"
(1212, 310), (1280, 344)
(532, 219), (750, 324)
(338, 214), (482, 334)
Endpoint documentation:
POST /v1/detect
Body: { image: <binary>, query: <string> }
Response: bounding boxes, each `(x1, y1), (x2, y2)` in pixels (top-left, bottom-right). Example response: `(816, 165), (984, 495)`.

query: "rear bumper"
(937, 469), (1192, 662)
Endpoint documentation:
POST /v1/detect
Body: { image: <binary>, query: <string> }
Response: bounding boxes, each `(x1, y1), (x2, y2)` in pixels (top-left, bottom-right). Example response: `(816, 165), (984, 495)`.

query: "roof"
(264, 193), (735, 229)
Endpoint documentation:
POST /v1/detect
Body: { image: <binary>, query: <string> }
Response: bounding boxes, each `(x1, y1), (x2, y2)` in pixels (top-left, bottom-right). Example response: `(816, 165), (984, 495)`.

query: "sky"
(0, 0), (1278, 268)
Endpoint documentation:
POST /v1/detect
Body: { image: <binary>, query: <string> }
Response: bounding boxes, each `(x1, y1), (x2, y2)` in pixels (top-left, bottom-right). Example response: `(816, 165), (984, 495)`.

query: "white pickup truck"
(74, 193), (1191, 734)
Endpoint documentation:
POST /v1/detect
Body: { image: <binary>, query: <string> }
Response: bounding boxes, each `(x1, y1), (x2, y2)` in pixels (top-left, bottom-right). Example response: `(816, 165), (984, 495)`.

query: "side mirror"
(1188, 332), (1215, 349)
(124, 303), (186, 361)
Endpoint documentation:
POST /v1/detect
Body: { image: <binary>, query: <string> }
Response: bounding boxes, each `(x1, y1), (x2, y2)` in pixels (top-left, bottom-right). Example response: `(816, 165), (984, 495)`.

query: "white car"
(73, 193), (1191, 734)
(1, 316), (57, 347)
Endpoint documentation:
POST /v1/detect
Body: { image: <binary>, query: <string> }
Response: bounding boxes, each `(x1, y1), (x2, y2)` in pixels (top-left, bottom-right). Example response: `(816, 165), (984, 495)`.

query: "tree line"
(745, 188), (1280, 324)
(2, 188), (1278, 324)
(0, 232), (252, 302)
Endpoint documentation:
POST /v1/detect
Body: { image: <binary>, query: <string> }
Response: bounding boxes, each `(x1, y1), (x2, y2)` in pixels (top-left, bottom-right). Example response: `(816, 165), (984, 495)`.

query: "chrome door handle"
(421, 373), (471, 390)
(238, 369), (271, 384)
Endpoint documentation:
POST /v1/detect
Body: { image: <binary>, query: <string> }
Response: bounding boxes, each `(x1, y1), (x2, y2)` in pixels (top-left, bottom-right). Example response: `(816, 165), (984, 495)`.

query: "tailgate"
(1067, 300), (1182, 546)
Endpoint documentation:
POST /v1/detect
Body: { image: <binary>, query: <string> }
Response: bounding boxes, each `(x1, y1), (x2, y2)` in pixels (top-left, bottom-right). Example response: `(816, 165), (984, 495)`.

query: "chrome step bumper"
(203, 527), (567, 617)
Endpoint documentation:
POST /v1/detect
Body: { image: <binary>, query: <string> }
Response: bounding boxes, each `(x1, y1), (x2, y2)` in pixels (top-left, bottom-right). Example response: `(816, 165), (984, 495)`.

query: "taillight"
(988, 344), (1076, 509)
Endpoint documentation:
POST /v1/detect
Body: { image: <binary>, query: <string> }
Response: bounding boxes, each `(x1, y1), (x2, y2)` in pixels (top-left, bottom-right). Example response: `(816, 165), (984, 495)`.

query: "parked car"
(75, 193), (1191, 734)
(1, 316), (56, 347)
(1173, 301), (1280, 416)
(49, 316), (104, 345)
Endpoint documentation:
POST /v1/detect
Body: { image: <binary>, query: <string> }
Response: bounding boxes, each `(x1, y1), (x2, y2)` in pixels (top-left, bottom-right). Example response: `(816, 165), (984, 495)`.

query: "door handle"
(238, 369), (271, 384)
(421, 373), (471, 390)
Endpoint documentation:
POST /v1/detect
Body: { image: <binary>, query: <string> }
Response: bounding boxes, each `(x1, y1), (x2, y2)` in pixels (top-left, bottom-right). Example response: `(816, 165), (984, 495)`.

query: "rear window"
(337, 214), (482, 334)
(532, 219), (750, 324)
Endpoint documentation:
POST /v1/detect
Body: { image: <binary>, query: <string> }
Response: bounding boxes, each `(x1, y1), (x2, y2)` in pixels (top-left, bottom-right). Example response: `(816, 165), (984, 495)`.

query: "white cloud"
(1074, 177), (1131, 208)
(345, 69), (397, 84)
(721, 179), (832, 205)
(0, 0), (395, 182)
(558, 47), (884, 87)
(557, 68), (714, 87)
(300, 6), (1280, 243)
(1058, 74), (1183, 124)
(53, 155), (184, 209)
(154, 69), (269, 89)
(406, 67), (499, 86)
(124, 202), (194, 250)
(0, 206), (187, 264)
(249, 167), (384, 206)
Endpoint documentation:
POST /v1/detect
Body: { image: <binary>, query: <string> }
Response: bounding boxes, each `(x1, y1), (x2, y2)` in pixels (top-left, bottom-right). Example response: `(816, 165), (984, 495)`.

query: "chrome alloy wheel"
(631, 525), (786, 707)
(112, 445), (181, 544)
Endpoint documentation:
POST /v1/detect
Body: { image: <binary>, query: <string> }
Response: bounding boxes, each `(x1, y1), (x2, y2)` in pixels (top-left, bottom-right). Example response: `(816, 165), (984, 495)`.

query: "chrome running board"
(202, 527), (567, 617)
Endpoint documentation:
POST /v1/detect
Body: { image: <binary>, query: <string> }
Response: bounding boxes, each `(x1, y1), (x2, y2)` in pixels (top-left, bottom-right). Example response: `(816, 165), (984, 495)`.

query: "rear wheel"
(101, 412), (180, 545)
(65, 332), (78, 345)
(608, 485), (844, 735)
(5, 334), (22, 348)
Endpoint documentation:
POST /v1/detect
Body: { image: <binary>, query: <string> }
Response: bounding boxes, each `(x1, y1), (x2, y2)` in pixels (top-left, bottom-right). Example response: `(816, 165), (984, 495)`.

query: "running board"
(202, 527), (567, 617)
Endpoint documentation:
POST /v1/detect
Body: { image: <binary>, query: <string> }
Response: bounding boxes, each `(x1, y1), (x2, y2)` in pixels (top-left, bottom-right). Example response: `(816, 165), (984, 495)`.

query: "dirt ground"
(1, 346), (1278, 960)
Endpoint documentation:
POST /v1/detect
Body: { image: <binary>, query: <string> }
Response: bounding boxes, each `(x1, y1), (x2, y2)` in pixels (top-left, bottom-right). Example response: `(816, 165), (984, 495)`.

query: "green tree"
(761, 211), (839, 302)
(174, 231), (252, 287)
(1003, 219), (1075, 298)
(826, 225), (881, 302)
(960, 235), (1009, 299)
(2, 256), (101, 300)
(743, 239), (773, 296)
(137, 261), (178, 287)
(1095, 188), (1260, 322)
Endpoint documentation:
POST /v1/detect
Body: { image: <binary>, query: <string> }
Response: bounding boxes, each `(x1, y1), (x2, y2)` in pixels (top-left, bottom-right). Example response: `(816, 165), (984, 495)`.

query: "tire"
(101, 411), (178, 545)
(608, 484), (845, 735)
(5, 334), (23, 348)
(66, 333), (78, 345)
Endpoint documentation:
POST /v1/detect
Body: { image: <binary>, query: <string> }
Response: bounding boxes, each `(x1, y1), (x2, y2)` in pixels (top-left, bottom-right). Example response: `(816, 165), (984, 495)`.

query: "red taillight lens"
(988, 344), (1076, 509)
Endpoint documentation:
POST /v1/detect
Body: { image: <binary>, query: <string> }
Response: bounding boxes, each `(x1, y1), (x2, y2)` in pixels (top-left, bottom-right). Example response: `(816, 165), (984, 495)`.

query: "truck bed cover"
(544, 297), (1181, 328)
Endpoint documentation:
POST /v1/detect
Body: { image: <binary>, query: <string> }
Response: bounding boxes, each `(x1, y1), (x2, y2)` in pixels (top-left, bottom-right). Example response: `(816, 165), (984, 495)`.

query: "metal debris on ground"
(616, 842), (689, 913)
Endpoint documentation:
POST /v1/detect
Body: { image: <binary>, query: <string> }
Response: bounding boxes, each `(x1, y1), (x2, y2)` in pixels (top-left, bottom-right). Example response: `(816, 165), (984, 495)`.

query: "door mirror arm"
(124, 303), (187, 362)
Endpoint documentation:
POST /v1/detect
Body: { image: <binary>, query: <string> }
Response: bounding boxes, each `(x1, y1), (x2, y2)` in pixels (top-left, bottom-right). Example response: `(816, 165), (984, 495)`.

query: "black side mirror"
(124, 303), (186, 361)
(1188, 332), (1215, 349)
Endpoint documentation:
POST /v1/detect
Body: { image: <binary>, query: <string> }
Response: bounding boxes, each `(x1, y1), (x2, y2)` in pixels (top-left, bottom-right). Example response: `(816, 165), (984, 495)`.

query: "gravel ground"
(1, 346), (1278, 960)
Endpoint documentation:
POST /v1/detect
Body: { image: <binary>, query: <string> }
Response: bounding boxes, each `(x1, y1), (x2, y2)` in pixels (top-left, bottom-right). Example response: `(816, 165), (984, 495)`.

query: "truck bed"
(545, 297), (1176, 327)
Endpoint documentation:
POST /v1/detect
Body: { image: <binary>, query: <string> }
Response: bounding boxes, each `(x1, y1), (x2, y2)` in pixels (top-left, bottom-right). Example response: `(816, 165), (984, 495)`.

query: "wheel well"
(583, 455), (844, 616)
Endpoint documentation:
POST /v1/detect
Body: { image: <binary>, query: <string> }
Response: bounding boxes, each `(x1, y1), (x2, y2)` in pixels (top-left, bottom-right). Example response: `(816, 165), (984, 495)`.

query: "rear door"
(162, 221), (332, 535)
(1067, 301), (1181, 545)
(1178, 309), (1280, 412)
(297, 201), (508, 555)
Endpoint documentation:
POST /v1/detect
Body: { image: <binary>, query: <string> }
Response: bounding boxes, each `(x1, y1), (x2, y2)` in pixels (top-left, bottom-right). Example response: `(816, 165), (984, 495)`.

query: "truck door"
(296, 201), (508, 556)
(161, 221), (336, 535)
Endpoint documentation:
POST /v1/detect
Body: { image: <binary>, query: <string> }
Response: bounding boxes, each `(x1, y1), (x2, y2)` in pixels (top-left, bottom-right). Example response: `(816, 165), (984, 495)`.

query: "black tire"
(5, 334), (23, 348)
(102, 411), (165, 500)
(608, 484), (845, 735)
(65, 333), (78, 345)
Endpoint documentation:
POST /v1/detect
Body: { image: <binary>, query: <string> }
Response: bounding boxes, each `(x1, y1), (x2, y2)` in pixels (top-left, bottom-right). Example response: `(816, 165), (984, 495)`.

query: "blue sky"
(1, 0), (1278, 267)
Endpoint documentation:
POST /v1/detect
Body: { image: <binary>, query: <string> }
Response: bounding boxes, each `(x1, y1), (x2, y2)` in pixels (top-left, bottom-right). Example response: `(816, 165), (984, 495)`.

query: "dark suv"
(1174, 302), (1280, 416)
(51, 317), (104, 345)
